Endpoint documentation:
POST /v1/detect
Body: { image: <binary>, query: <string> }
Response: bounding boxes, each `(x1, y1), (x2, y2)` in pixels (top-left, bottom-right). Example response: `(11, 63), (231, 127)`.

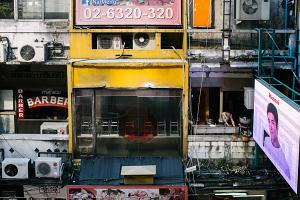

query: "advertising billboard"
(75, 0), (181, 26)
(253, 79), (300, 193)
(67, 185), (188, 200)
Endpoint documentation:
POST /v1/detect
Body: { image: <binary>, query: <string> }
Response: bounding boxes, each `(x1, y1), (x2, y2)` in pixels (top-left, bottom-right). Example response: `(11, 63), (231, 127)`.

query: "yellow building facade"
(68, 0), (188, 158)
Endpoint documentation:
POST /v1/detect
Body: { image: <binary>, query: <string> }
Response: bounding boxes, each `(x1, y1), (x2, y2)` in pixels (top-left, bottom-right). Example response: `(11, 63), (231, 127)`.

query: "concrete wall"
(188, 135), (255, 160)
(0, 134), (68, 161)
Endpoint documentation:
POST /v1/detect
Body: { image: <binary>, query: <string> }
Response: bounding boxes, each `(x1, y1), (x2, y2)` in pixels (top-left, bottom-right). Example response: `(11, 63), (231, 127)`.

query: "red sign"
(75, 0), (181, 26)
(17, 89), (24, 119)
(27, 96), (68, 109)
(67, 185), (188, 200)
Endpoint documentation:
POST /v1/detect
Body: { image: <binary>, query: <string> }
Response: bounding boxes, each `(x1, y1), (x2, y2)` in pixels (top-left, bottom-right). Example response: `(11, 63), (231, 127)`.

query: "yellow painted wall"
(70, 32), (185, 59)
(72, 66), (184, 88)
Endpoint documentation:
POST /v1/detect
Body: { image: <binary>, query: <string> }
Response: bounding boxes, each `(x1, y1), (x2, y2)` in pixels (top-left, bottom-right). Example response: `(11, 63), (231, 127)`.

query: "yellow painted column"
(183, 62), (189, 158)
(67, 63), (74, 154)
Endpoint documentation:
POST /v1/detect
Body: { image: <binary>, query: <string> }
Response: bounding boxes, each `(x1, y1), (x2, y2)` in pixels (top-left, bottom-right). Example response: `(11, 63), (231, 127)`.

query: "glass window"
(0, 114), (14, 133)
(45, 0), (69, 19)
(74, 89), (182, 157)
(0, 90), (14, 111)
(0, 0), (14, 19)
(18, 0), (42, 19)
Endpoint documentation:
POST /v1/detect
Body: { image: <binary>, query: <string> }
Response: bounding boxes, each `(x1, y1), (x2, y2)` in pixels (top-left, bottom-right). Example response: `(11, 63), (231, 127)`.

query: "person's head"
(267, 103), (278, 138)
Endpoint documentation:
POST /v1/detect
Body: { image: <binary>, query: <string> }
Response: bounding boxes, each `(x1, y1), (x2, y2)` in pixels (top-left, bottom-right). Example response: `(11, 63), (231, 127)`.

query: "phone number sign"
(75, 0), (181, 26)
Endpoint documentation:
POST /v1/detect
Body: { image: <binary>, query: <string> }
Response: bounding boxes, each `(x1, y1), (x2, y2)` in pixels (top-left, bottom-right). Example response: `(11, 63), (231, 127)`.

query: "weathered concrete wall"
(0, 134), (68, 160)
(188, 135), (255, 160)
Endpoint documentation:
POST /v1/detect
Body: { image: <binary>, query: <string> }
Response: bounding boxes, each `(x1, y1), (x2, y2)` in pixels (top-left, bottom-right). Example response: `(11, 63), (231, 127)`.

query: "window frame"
(0, 0), (69, 21)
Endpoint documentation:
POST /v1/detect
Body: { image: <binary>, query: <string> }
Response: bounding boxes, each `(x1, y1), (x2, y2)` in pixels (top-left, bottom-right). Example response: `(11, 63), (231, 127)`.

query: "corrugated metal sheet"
(79, 157), (184, 185)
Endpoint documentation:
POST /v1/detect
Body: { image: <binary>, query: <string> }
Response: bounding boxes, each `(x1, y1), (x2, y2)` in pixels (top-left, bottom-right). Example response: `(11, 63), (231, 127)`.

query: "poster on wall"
(75, 0), (181, 26)
(253, 79), (300, 193)
(67, 185), (188, 200)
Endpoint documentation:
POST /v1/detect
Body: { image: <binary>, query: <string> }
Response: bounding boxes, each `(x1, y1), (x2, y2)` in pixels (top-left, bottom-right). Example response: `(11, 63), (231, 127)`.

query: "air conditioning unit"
(40, 122), (68, 134)
(35, 157), (62, 178)
(133, 33), (156, 50)
(0, 43), (7, 62)
(236, 0), (270, 21)
(2, 158), (30, 179)
(97, 34), (122, 49)
(18, 43), (47, 62)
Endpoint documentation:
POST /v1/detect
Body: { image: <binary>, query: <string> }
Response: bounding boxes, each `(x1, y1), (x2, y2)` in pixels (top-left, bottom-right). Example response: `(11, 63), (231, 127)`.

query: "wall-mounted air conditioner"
(40, 122), (68, 134)
(18, 43), (47, 62)
(2, 158), (30, 179)
(35, 157), (62, 178)
(133, 33), (156, 50)
(236, 0), (270, 21)
(97, 34), (122, 49)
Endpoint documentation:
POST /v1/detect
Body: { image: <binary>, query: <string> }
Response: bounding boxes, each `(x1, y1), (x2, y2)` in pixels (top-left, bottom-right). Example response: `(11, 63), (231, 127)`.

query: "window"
(0, 0), (14, 19)
(45, 0), (69, 19)
(74, 89), (183, 157)
(15, 0), (69, 19)
(18, 0), (42, 19)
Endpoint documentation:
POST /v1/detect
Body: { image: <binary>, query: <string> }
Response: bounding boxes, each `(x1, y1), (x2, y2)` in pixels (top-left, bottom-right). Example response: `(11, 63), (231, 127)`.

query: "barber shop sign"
(27, 96), (68, 109)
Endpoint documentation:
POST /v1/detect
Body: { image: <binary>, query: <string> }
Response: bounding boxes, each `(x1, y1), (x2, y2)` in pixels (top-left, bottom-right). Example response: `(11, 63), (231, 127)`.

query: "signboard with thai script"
(67, 185), (187, 200)
(75, 0), (181, 26)
(253, 79), (300, 193)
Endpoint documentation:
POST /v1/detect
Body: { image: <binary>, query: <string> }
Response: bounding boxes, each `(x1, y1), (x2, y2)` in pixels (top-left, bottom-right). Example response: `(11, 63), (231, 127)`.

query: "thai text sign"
(75, 0), (181, 25)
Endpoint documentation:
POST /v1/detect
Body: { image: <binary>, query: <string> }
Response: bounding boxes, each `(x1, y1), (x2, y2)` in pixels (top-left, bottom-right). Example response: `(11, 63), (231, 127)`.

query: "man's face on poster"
(268, 112), (278, 138)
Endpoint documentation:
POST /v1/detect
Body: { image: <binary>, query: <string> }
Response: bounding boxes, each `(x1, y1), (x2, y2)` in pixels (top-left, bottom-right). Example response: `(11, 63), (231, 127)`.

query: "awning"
(79, 156), (185, 185)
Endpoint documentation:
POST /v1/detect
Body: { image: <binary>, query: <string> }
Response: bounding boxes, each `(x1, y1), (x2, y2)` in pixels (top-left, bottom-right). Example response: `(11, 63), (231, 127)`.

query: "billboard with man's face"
(253, 79), (300, 193)
(75, 0), (181, 26)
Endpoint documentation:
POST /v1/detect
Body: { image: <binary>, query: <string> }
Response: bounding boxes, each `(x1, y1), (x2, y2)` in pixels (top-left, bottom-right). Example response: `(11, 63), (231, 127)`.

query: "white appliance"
(97, 34), (122, 49)
(40, 122), (68, 134)
(35, 157), (62, 178)
(0, 43), (7, 62)
(133, 33), (156, 50)
(236, 0), (270, 21)
(244, 87), (254, 109)
(18, 43), (47, 62)
(2, 158), (30, 179)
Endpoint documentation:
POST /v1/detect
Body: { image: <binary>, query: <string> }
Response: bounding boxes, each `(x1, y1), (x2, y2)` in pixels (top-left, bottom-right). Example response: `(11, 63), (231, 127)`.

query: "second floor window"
(0, 0), (69, 20)
(0, 0), (14, 19)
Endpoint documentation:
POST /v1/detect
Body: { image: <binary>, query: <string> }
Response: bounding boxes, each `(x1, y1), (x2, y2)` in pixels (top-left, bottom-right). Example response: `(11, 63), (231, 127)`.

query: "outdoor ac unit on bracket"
(236, 0), (270, 21)
(18, 43), (47, 62)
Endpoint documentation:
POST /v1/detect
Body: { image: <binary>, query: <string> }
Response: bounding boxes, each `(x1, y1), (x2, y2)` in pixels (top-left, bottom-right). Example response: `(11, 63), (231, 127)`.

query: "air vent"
(20, 45), (35, 61)
(4, 164), (18, 177)
(242, 0), (258, 15)
(37, 162), (51, 175)
(133, 33), (156, 50)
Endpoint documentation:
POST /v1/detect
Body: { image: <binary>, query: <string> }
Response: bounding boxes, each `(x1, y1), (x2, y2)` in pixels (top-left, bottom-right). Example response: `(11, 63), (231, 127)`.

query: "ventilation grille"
(37, 162), (51, 175)
(134, 33), (150, 48)
(20, 45), (35, 61)
(4, 164), (18, 177)
(242, 0), (258, 15)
